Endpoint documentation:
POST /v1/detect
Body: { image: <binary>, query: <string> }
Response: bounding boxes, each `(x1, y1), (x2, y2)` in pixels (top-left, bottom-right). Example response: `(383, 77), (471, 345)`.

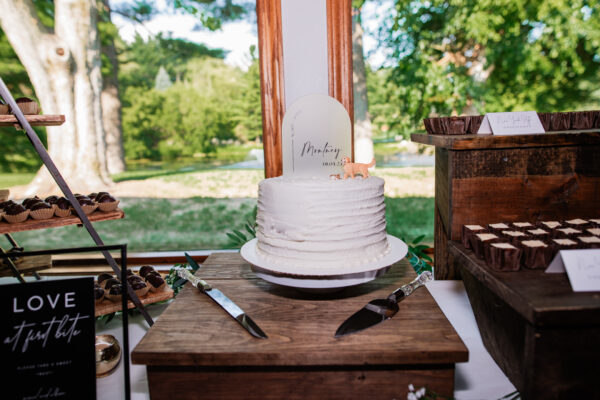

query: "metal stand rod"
(0, 78), (153, 326)
(120, 245), (131, 400)
(0, 246), (26, 284)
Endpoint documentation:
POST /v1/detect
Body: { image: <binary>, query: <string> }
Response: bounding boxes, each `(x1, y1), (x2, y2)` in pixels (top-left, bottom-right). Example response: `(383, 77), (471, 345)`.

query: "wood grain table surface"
(132, 253), (468, 399)
(133, 253), (468, 366)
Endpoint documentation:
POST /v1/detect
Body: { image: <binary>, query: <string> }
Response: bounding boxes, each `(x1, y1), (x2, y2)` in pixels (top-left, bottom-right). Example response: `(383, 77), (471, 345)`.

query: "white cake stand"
(240, 235), (408, 290)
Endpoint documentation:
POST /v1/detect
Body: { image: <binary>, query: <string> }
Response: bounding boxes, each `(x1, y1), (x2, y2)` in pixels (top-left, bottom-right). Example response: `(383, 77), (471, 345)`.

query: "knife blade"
(334, 271), (432, 338)
(176, 268), (268, 339)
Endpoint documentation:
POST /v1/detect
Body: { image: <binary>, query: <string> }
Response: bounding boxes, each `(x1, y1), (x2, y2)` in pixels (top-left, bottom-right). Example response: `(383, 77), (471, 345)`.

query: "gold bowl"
(95, 334), (121, 378)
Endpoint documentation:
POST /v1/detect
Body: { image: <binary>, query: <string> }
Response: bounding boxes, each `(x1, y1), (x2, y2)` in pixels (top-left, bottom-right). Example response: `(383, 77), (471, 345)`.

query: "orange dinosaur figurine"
(341, 157), (375, 179)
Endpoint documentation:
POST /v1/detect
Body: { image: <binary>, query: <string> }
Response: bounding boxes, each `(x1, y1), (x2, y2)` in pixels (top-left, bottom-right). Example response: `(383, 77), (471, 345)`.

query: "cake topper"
(282, 94), (351, 177)
(342, 157), (375, 179)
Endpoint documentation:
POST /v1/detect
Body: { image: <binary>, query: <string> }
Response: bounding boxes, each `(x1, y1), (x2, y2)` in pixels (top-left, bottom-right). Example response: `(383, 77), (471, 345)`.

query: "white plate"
(240, 235), (408, 290)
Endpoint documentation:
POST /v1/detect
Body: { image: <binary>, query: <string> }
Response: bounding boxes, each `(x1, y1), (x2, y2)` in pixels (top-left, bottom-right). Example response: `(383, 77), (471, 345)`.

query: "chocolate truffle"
(95, 192), (110, 201)
(22, 196), (41, 208)
(105, 284), (123, 302)
(0, 200), (16, 210)
(521, 240), (553, 269)
(130, 280), (149, 297)
(55, 197), (71, 210)
(126, 274), (143, 284)
(97, 273), (113, 286)
(88, 193), (98, 200)
(138, 265), (156, 278)
(77, 197), (94, 206)
(470, 233), (500, 259)
(30, 201), (51, 211)
(484, 242), (522, 272)
(45, 195), (59, 204)
(94, 284), (105, 303)
(462, 224), (486, 249)
(5, 204), (27, 215)
(103, 278), (121, 290)
(97, 194), (116, 203)
(145, 274), (166, 292)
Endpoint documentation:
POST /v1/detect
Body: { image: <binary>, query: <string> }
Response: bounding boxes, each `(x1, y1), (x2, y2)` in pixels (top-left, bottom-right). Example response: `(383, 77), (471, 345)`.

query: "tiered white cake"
(255, 176), (390, 268)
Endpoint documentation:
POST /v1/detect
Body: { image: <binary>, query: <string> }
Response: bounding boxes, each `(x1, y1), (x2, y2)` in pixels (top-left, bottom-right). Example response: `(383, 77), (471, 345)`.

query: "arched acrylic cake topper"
(282, 94), (351, 177)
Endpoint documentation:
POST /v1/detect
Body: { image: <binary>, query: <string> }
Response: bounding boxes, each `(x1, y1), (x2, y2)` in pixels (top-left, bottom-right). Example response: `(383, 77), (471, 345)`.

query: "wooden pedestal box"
(412, 131), (600, 279)
(449, 242), (600, 399)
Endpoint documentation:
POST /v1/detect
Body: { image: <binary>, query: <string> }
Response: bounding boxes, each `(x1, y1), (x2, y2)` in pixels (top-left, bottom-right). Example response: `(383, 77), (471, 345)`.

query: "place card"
(477, 111), (545, 135)
(546, 249), (600, 292)
(282, 94), (351, 177)
(1, 278), (96, 399)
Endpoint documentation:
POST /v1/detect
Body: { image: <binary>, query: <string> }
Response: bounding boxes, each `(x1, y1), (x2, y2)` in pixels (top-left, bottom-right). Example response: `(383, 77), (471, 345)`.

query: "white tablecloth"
(95, 280), (516, 400)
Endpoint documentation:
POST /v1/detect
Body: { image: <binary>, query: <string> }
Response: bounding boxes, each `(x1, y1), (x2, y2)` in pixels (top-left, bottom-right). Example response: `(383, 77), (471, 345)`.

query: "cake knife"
(334, 271), (432, 338)
(176, 268), (268, 339)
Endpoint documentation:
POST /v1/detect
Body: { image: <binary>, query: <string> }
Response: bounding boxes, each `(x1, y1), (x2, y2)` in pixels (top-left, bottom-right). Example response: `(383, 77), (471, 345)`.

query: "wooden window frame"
(257, 0), (354, 178)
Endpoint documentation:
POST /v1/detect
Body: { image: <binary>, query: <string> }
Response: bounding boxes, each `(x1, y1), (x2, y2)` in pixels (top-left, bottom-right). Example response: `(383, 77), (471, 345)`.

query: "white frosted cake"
(255, 176), (390, 268)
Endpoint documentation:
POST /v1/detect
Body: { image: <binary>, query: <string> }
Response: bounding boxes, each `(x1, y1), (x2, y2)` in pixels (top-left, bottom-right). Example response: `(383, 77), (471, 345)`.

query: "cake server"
(334, 271), (432, 338)
(176, 268), (268, 339)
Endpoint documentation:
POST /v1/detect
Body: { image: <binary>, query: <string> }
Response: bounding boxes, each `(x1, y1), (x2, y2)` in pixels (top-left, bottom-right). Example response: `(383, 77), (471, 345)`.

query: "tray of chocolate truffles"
(0, 191), (124, 234)
(461, 218), (600, 272)
(424, 110), (600, 135)
(95, 265), (174, 317)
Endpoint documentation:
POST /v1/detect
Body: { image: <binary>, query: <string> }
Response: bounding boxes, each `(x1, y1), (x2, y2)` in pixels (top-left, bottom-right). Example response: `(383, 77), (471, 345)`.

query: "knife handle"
(388, 271), (432, 302)
(177, 268), (212, 292)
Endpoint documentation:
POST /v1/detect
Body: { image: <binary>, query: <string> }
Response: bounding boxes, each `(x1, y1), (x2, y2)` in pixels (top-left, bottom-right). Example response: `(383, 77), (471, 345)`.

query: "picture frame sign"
(1, 278), (96, 399)
(282, 94), (352, 177)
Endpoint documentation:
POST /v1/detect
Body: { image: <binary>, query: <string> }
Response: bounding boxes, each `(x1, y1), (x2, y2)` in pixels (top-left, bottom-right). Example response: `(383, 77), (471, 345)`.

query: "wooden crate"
(412, 131), (600, 279)
(449, 241), (600, 399)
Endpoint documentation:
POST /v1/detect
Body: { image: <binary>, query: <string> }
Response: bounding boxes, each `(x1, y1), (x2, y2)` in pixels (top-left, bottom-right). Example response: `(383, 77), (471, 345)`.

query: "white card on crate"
(282, 94), (351, 177)
(477, 111), (545, 135)
(545, 249), (600, 292)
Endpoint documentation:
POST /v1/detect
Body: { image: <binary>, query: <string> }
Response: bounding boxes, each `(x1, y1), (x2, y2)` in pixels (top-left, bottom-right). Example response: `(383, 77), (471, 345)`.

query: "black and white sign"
(1, 278), (96, 399)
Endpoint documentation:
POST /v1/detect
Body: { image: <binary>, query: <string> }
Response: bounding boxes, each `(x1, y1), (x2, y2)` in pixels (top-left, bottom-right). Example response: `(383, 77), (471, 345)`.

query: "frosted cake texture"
(256, 176), (390, 268)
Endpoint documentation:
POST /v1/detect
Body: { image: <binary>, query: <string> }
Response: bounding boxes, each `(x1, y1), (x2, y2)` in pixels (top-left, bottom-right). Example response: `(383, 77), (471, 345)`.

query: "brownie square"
(577, 236), (600, 249)
(511, 222), (535, 231)
(527, 228), (551, 240)
(484, 242), (522, 272)
(586, 228), (600, 236)
(554, 227), (583, 238)
(538, 221), (562, 230)
(521, 240), (553, 269)
(564, 218), (592, 230)
(550, 238), (579, 258)
(470, 233), (500, 259)
(462, 224), (486, 249)
(501, 230), (531, 245)
(488, 223), (510, 235)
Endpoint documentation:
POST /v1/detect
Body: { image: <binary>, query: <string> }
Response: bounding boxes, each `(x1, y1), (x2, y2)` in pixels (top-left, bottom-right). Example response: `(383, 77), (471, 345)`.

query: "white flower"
(407, 393), (417, 400)
(408, 384), (415, 392)
(416, 387), (426, 398)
